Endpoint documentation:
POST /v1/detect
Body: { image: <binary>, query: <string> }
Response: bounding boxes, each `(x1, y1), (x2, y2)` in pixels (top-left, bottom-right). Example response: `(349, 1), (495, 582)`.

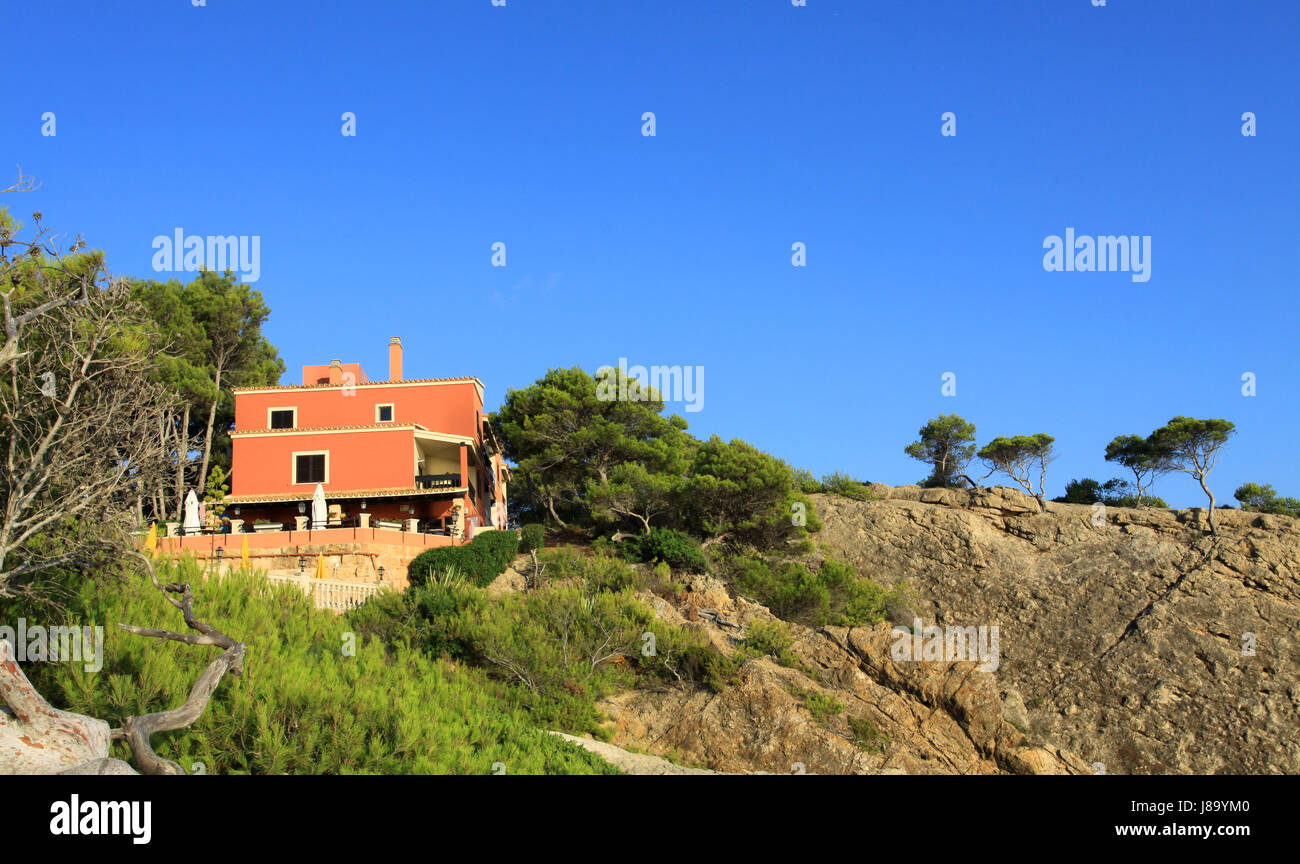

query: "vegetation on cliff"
(12, 560), (617, 774)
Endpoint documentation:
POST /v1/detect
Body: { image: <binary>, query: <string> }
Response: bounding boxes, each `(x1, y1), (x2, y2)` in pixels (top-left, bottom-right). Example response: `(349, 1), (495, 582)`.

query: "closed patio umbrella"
(183, 490), (201, 536)
(311, 484), (327, 529)
(143, 523), (158, 558)
(314, 552), (326, 579)
(240, 534), (250, 568)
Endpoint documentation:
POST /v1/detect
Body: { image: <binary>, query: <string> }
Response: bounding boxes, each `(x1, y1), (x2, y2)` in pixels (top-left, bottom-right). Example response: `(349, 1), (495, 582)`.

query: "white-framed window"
(292, 450), (329, 484)
(376, 403), (395, 423)
(268, 407), (298, 430)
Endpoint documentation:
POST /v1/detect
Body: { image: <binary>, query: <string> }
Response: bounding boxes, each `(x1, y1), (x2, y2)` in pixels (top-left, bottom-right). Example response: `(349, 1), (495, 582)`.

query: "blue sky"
(4, 0), (1297, 507)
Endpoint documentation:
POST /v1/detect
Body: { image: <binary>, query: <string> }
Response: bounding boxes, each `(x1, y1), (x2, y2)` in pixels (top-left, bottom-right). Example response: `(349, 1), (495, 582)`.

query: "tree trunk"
(1198, 474), (1218, 536)
(0, 640), (135, 774)
(174, 403), (190, 520)
(546, 493), (568, 529)
(198, 367), (222, 497)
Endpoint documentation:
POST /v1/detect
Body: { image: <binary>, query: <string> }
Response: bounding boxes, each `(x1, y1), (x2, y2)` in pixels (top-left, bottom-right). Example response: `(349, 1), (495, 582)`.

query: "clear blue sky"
(4, 1), (1298, 507)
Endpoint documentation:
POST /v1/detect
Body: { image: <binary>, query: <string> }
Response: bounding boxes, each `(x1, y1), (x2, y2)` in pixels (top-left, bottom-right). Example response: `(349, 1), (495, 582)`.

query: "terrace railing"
(415, 473), (460, 490)
(266, 573), (382, 613)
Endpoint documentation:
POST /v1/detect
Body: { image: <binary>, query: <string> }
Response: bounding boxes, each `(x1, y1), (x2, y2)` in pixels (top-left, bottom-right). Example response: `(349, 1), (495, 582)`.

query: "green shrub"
(678, 643), (740, 693)
(1106, 494), (1169, 508)
(1234, 482), (1300, 514)
(589, 536), (617, 557)
(729, 556), (900, 628)
(636, 618), (734, 692)
(820, 471), (878, 501)
(743, 618), (793, 657)
(792, 467), (823, 494)
(849, 715), (890, 753)
(407, 528), (520, 588)
(365, 550), (738, 731)
(732, 557), (828, 622)
(627, 527), (708, 572)
(581, 554), (646, 594)
(15, 561), (616, 774)
(520, 523), (545, 553)
(1055, 477), (1103, 504)
(790, 686), (843, 725)
(1054, 477), (1169, 509)
(538, 548), (644, 593)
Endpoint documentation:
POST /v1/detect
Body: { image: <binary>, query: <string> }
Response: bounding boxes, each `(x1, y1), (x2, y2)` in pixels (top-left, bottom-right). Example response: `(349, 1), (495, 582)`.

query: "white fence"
(266, 573), (383, 612)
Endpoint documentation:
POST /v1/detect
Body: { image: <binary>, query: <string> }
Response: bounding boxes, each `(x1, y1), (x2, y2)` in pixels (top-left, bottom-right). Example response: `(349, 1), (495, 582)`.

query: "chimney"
(328, 359), (343, 386)
(388, 337), (403, 381)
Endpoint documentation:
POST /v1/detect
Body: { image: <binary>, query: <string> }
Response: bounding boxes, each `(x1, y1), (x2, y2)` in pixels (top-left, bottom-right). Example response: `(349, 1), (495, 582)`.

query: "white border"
(267, 406), (298, 429)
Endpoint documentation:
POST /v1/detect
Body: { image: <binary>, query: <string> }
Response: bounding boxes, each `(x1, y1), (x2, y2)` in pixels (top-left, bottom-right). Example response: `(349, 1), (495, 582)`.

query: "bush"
(1055, 477), (1103, 504)
(16, 561), (616, 774)
(792, 467), (823, 494)
(536, 547), (644, 593)
(363, 549), (743, 729)
(621, 527), (708, 572)
(1106, 494), (1169, 509)
(849, 715), (890, 753)
(820, 471), (878, 501)
(1053, 477), (1168, 509)
(790, 686), (843, 725)
(678, 643), (740, 693)
(729, 556), (902, 628)
(1233, 482), (1300, 517)
(743, 618), (794, 657)
(407, 528), (521, 588)
(732, 557), (828, 622)
(579, 553), (647, 594)
(520, 523), (545, 553)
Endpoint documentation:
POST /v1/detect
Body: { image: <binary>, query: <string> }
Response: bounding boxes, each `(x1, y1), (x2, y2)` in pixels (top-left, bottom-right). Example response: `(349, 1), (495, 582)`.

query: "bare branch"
(115, 553), (244, 775)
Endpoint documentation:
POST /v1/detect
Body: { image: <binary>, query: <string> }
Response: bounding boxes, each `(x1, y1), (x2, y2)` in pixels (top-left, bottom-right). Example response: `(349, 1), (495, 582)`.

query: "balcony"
(414, 473), (461, 490)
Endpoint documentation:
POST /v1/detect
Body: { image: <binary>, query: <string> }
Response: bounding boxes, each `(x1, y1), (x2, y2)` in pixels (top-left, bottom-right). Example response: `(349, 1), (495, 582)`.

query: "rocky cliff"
(597, 486), (1299, 774)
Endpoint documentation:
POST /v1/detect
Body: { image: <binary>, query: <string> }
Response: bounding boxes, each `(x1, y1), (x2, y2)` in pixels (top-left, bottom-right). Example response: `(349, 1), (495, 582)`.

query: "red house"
(223, 337), (508, 538)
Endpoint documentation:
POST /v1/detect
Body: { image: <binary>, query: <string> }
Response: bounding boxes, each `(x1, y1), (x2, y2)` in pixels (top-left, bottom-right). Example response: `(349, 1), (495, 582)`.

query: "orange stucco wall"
(234, 381), (482, 437)
(230, 427), (415, 496)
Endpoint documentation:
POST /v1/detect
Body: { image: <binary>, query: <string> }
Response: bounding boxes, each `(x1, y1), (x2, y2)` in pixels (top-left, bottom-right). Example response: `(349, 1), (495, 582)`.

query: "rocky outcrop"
(595, 487), (1298, 774)
(809, 487), (1300, 774)
(602, 573), (1088, 775)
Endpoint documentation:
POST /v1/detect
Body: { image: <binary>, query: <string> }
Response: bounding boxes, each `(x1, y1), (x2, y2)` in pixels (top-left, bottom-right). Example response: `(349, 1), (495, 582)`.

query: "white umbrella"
(183, 490), (201, 535)
(311, 484), (327, 529)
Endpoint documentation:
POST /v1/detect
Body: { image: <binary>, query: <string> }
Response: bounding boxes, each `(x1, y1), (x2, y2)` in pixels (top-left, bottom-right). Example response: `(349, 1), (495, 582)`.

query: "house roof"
(232, 376), (484, 393)
(224, 485), (469, 505)
(230, 423), (427, 437)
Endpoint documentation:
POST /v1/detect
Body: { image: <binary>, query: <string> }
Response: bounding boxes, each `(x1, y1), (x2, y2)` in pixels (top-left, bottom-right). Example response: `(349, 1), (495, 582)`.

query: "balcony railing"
(267, 573), (382, 613)
(415, 473), (460, 490)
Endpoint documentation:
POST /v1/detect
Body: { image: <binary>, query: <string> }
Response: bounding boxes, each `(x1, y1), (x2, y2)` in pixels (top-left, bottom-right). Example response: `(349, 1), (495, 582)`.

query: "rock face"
(604, 573), (1088, 775)
(808, 487), (1300, 774)
(597, 487), (1298, 774)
